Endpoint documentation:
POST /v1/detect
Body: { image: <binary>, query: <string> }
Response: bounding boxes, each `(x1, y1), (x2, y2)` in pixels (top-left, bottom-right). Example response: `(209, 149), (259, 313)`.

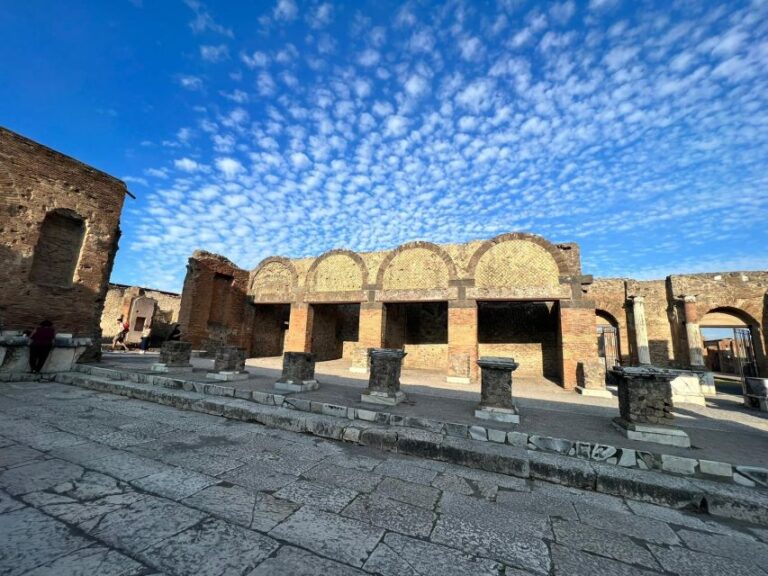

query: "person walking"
(139, 324), (152, 354)
(29, 320), (55, 374)
(111, 316), (130, 352)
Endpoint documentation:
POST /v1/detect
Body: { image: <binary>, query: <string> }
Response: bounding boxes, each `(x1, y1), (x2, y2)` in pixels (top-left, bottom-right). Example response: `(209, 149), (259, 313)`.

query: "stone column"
(284, 303), (313, 353)
(152, 341), (193, 373)
(612, 366), (690, 447)
(446, 301), (478, 384)
(351, 302), (385, 373)
(275, 352), (318, 392)
(630, 296), (651, 365)
(683, 296), (705, 369)
(474, 356), (520, 423)
(206, 346), (248, 381)
(361, 348), (407, 405)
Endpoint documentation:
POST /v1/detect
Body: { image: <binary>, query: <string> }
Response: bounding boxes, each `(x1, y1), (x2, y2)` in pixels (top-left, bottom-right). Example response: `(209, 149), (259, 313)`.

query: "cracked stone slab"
(182, 483), (298, 531)
(274, 479), (358, 513)
(374, 459), (439, 485)
(55, 471), (129, 501)
(496, 488), (579, 520)
(25, 490), (147, 526)
(375, 477), (441, 510)
(140, 516), (279, 576)
(431, 516), (551, 575)
(220, 461), (298, 493)
(0, 506), (93, 576)
(131, 468), (218, 500)
(302, 461), (383, 493)
(249, 545), (367, 576)
(269, 506), (384, 568)
(552, 519), (661, 570)
(574, 502), (679, 545)
(48, 441), (125, 465)
(21, 544), (147, 576)
(676, 529), (768, 567)
(364, 532), (506, 576)
(85, 494), (207, 553)
(0, 445), (47, 469)
(626, 500), (755, 538)
(551, 543), (661, 576)
(87, 452), (173, 481)
(24, 431), (88, 451)
(0, 459), (84, 495)
(0, 488), (24, 514)
(342, 494), (436, 538)
(649, 544), (767, 576)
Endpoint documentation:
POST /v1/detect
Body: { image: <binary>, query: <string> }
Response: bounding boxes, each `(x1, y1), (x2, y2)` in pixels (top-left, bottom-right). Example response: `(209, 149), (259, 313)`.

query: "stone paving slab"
(22, 544), (147, 576)
(342, 494), (436, 537)
(249, 545), (367, 576)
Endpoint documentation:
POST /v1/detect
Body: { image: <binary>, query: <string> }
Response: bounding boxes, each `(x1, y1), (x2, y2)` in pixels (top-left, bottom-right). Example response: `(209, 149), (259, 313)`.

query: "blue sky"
(2, 0), (767, 292)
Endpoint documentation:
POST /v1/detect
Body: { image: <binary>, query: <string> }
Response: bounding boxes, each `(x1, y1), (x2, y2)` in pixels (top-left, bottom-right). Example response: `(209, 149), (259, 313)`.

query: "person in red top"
(29, 320), (55, 374)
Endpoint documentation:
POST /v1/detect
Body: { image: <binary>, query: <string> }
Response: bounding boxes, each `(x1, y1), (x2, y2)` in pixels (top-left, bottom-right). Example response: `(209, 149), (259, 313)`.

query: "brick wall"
(100, 284), (181, 341)
(0, 127), (127, 359)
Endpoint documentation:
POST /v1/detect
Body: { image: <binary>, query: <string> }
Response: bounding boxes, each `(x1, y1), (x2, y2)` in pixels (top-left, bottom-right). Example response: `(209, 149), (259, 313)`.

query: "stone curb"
(67, 364), (768, 490)
(53, 370), (768, 527)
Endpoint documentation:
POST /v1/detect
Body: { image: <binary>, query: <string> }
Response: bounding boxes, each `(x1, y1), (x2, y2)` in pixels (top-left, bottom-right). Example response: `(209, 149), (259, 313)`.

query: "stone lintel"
(559, 299), (596, 309)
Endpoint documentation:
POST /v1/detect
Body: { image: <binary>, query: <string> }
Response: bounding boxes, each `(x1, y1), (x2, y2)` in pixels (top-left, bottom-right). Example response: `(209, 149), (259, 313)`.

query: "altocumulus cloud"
(120, 0), (768, 292)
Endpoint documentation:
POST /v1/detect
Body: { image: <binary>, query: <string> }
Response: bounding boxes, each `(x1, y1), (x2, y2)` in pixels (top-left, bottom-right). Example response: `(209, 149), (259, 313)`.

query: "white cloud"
(200, 44), (229, 62)
(177, 75), (203, 90)
(357, 49), (380, 67)
(384, 115), (409, 137)
(174, 158), (202, 172)
(455, 79), (495, 111)
(290, 152), (312, 169)
(241, 51), (269, 68)
(308, 3), (332, 28)
(459, 37), (484, 61)
(404, 74), (429, 97)
(215, 157), (244, 179)
(274, 0), (298, 21)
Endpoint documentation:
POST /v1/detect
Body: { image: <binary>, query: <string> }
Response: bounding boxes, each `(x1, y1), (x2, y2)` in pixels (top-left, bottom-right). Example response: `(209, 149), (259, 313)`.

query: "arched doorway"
(700, 308), (759, 380)
(596, 310), (621, 370)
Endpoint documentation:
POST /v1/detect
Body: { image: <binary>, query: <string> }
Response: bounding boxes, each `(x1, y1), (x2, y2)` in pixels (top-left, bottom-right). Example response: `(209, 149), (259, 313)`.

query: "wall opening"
(250, 303), (290, 357)
(477, 301), (559, 380)
(701, 308), (759, 379)
(30, 210), (86, 287)
(596, 310), (621, 369)
(383, 302), (448, 369)
(309, 303), (361, 362)
(208, 273), (233, 326)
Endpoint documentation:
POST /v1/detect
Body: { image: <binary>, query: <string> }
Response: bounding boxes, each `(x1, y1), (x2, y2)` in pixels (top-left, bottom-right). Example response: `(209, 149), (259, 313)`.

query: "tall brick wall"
(0, 127), (127, 359)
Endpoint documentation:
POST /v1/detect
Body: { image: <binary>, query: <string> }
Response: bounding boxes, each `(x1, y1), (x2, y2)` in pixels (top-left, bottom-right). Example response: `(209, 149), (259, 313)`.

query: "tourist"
(28, 320), (55, 374)
(111, 316), (129, 352)
(139, 324), (152, 354)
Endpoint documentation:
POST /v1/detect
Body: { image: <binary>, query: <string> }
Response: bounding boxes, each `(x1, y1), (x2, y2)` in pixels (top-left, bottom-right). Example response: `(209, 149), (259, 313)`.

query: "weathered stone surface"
(551, 544), (660, 576)
(220, 461), (298, 493)
(141, 517), (278, 575)
(613, 366), (675, 425)
(269, 506), (384, 568)
(364, 532), (504, 576)
(159, 341), (193, 367)
(302, 461), (383, 493)
(552, 519), (661, 570)
(0, 459), (84, 495)
(276, 352), (317, 390)
(374, 458), (439, 485)
(676, 529), (768, 567)
(342, 494), (436, 537)
(573, 502), (679, 545)
(249, 545), (366, 576)
(22, 545), (147, 576)
(649, 544), (767, 576)
(274, 479), (358, 513)
(363, 348), (407, 401)
(496, 488), (578, 520)
(213, 346), (246, 372)
(0, 489), (24, 514)
(0, 445), (47, 469)
(476, 356), (518, 410)
(375, 477), (440, 509)
(439, 491), (551, 539)
(87, 452), (172, 481)
(130, 468), (217, 500)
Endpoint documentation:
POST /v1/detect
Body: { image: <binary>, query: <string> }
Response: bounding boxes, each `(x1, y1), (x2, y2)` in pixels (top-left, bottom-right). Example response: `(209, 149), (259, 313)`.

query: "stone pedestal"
(744, 377), (768, 412)
(207, 346), (249, 381)
(275, 352), (318, 392)
(361, 348), (407, 405)
(575, 359), (612, 398)
(669, 372), (706, 406)
(474, 356), (520, 423)
(612, 366), (690, 447)
(152, 341), (193, 373)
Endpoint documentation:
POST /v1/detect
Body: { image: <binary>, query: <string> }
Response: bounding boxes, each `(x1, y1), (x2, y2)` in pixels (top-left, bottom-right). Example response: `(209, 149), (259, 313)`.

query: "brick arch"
(701, 305), (761, 328)
(596, 308), (621, 328)
(249, 256), (298, 302)
(306, 249), (368, 292)
(375, 241), (458, 290)
(468, 232), (571, 279)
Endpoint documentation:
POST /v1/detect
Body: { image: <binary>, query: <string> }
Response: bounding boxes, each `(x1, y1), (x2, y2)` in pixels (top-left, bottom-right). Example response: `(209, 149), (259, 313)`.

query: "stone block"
(213, 346), (246, 372)
(660, 454), (697, 475)
(487, 428), (507, 443)
(468, 426), (488, 441)
(276, 352), (317, 392)
(577, 359), (607, 390)
(360, 390), (406, 406)
(614, 366), (675, 425)
(474, 405), (520, 423)
(159, 341), (193, 367)
(699, 460), (732, 478)
(669, 373), (706, 406)
(507, 431), (529, 447)
(151, 363), (193, 373)
(206, 371), (249, 381)
(476, 356), (518, 413)
(612, 418), (691, 448)
(361, 348), (407, 404)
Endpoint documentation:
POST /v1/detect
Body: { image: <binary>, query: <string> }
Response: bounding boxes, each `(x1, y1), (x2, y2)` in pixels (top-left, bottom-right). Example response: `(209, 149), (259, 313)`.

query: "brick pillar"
(683, 296), (705, 369)
(447, 301), (478, 384)
(559, 300), (598, 390)
(630, 296), (651, 365)
(351, 302), (385, 372)
(284, 303), (313, 353)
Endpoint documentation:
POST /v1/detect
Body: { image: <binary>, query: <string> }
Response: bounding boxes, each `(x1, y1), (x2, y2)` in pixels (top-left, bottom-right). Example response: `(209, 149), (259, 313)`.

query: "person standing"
(111, 316), (129, 352)
(29, 320), (55, 374)
(139, 324), (152, 354)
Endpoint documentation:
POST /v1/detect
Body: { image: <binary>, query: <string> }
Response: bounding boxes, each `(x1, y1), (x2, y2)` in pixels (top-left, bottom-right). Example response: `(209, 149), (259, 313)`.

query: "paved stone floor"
(1, 381), (767, 576)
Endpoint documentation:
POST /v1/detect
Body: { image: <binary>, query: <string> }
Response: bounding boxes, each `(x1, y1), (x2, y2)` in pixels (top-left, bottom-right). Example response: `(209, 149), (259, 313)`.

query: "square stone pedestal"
(612, 418), (691, 448)
(206, 371), (249, 381)
(151, 363), (194, 373)
(361, 348), (407, 406)
(474, 405), (519, 423)
(276, 352), (318, 393)
(155, 341), (193, 373)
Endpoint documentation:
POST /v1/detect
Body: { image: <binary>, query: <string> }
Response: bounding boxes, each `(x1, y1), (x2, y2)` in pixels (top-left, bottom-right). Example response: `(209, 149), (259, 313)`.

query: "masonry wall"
(0, 127), (127, 359)
(100, 284), (181, 341)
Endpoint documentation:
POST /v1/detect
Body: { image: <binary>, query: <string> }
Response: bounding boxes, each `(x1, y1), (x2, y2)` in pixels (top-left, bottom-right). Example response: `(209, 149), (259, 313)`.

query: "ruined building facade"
(0, 127), (129, 359)
(179, 232), (768, 388)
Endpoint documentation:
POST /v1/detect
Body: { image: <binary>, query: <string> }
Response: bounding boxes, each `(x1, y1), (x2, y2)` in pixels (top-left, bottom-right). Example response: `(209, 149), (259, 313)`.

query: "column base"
(275, 380), (319, 393)
(612, 417), (690, 448)
(474, 405), (519, 423)
(360, 390), (406, 406)
(575, 386), (613, 398)
(206, 371), (249, 381)
(151, 363), (194, 373)
(446, 376), (471, 385)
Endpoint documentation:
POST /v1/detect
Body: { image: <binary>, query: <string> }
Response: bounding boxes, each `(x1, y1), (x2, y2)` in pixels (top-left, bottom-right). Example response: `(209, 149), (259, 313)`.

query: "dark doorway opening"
(310, 303), (361, 362)
(383, 302), (448, 369)
(477, 301), (559, 380)
(250, 304), (290, 357)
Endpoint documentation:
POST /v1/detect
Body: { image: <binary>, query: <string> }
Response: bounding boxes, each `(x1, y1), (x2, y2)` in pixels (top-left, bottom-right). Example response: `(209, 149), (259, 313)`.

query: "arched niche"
(306, 250), (367, 294)
(249, 257), (297, 303)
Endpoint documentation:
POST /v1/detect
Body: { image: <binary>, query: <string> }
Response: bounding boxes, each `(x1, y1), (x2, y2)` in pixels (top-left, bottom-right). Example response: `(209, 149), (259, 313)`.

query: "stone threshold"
(47, 369), (768, 527)
(60, 364), (768, 492)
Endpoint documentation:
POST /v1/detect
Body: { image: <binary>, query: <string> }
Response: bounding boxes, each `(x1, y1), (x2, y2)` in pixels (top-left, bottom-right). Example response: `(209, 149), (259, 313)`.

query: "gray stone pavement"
(1, 380), (767, 576)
